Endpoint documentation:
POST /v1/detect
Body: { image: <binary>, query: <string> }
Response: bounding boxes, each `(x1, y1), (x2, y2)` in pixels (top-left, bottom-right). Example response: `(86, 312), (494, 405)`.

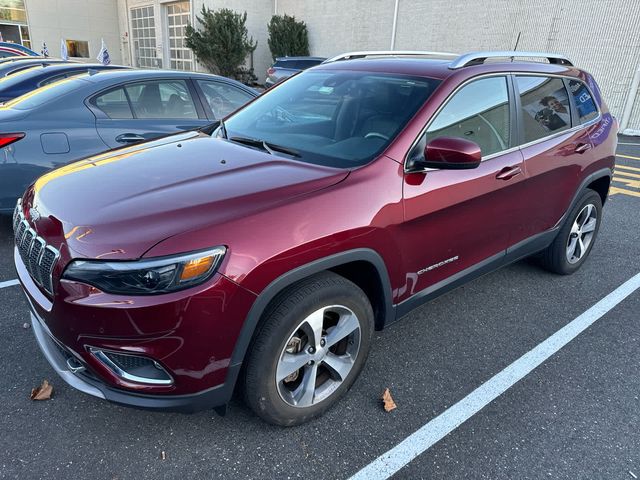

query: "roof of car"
(315, 56), (581, 80)
(276, 56), (327, 61)
(80, 68), (244, 84)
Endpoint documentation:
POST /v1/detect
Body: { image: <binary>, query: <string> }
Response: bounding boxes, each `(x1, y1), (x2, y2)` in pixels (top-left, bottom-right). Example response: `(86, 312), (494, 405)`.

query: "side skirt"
(392, 227), (559, 322)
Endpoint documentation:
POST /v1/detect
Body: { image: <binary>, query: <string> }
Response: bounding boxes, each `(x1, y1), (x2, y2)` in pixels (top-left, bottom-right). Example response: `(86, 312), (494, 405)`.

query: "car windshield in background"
(3, 75), (88, 110)
(223, 70), (441, 168)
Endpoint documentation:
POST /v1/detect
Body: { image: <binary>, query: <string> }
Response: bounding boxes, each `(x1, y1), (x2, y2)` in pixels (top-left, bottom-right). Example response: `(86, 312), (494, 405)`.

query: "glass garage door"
(130, 6), (157, 68)
(166, 1), (193, 71)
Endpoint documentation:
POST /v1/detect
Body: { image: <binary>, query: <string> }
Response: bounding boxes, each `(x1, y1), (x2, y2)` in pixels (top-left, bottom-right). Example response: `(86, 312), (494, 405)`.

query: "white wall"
(278, 0), (640, 130)
(26, 0), (122, 64)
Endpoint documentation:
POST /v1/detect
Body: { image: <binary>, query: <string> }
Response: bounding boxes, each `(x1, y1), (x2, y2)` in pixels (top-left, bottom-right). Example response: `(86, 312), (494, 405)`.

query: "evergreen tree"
(185, 7), (257, 82)
(268, 14), (310, 60)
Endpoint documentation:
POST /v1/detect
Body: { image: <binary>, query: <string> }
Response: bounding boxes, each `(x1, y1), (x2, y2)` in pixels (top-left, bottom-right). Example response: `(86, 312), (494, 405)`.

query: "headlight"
(62, 247), (226, 295)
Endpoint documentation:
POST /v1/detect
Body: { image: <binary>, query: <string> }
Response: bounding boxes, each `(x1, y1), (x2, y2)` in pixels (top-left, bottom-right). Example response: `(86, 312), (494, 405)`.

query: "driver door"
(398, 75), (527, 301)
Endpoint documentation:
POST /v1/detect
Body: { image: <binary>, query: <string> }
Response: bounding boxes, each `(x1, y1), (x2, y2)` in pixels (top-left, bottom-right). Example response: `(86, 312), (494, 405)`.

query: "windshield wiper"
(229, 136), (300, 158)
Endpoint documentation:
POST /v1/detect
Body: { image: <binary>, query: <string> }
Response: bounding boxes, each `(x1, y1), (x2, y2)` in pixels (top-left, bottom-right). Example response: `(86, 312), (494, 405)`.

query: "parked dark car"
(15, 51), (616, 426)
(0, 63), (129, 102)
(0, 69), (258, 212)
(265, 56), (326, 87)
(0, 42), (39, 58)
(0, 57), (76, 77)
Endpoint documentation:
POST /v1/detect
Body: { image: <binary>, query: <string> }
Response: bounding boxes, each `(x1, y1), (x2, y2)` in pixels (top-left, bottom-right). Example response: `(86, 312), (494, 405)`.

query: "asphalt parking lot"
(1, 138), (640, 480)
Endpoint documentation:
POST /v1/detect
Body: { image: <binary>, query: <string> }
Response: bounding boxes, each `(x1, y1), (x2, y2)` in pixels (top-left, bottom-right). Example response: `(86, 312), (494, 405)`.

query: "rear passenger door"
(401, 75), (526, 298)
(514, 75), (597, 240)
(90, 79), (208, 148)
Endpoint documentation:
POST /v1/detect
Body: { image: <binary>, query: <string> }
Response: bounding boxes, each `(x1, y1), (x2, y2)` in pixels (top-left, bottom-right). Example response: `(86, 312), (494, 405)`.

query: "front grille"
(13, 199), (59, 296)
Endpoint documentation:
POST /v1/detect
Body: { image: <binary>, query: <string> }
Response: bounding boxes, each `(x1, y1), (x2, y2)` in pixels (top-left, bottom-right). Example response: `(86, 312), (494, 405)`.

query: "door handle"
(496, 165), (522, 180)
(574, 143), (592, 154)
(115, 133), (145, 144)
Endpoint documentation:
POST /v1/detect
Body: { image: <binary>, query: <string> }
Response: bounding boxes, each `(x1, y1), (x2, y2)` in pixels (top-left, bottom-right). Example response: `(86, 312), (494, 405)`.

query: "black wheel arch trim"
(222, 248), (395, 399)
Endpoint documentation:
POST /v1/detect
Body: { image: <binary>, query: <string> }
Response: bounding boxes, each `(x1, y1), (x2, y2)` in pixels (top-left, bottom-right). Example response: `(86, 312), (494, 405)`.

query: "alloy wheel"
(566, 203), (598, 264)
(275, 305), (361, 408)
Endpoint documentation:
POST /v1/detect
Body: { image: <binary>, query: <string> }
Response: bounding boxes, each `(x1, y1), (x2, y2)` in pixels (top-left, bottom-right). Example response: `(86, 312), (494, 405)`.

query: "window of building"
(516, 76), (572, 143)
(166, 1), (193, 71)
(0, 0), (27, 23)
(568, 79), (599, 125)
(66, 40), (89, 58)
(424, 76), (511, 157)
(131, 6), (157, 68)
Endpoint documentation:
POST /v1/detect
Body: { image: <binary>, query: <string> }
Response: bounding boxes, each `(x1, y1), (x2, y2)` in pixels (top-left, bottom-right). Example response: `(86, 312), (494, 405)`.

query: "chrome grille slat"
(12, 200), (59, 296)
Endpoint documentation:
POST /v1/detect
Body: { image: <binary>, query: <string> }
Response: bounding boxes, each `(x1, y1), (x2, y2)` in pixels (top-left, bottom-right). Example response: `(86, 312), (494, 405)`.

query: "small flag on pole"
(60, 38), (68, 60)
(96, 38), (111, 65)
(41, 42), (49, 57)
(0, 32), (4, 42)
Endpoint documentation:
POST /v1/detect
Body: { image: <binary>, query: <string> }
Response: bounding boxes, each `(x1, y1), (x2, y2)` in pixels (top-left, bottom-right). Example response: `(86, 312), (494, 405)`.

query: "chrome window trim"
(403, 72), (602, 173)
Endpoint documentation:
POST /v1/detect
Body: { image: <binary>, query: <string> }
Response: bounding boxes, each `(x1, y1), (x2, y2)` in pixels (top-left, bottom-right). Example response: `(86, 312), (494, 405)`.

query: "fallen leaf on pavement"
(30, 379), (53, 401)
(381, 388), (397, 412)
(160, 451), (167, 460)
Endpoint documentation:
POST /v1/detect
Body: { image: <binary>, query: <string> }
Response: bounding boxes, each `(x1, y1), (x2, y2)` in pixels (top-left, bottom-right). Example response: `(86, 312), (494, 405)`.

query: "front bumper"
(16, 245), (257, 412)
(30, 308), (237, 412)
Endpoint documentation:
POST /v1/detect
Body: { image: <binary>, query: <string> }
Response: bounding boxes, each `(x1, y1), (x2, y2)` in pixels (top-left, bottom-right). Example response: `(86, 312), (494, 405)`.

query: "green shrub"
(267, 14), (310, 60)
(185, 7), (257, 82)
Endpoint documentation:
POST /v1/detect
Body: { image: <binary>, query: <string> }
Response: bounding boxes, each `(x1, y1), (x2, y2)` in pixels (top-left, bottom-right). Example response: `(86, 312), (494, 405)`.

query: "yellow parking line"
(617, 153), (640, 161)
(610, 186), (640, 197)
(616, 164), (640, 172)
(614, 170), (640, 179)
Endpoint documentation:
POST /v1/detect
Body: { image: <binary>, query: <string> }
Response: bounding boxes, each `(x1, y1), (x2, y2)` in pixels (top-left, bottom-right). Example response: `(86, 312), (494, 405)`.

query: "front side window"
(516, 76), (571, 143)
(568, 79), (598, 124)
(223, 70), (441, 168)
(424, 76), (511, 157)
(196, 80), (254, 119)
(125, 80), (198, 119)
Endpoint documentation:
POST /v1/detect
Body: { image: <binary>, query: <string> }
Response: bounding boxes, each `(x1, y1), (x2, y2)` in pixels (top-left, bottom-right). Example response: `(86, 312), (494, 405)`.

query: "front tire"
(540, 189), (602, 275)
(242, 272), (374, 426)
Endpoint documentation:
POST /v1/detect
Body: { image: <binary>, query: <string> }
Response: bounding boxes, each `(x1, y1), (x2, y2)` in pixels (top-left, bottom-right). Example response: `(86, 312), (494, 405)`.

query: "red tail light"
(267, 67), (276, 76)
(0, 133), (25, 148)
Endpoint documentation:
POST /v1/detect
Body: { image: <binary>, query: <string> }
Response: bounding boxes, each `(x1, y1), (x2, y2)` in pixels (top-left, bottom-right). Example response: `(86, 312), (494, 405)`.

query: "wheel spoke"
(276, 351), (312, 382)
(566, 236), (578, 260)
(577, 237), (586, 259)
(581, 217), (596, 234)
(580, 205), (593, 229)
(295, 363), (318, 407)
(322, 352), (354, 382)
(301, 308), (325, 349)
(325, 312), (359, 348)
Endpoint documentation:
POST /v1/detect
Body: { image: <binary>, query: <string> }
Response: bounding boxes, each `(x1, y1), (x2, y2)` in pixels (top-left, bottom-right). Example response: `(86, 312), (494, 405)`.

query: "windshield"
(2, 75), (88, 110)
(223, 70), (441, 168)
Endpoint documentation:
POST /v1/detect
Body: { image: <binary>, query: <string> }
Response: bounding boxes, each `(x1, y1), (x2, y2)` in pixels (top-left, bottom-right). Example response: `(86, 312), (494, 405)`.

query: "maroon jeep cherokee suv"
(14, 51), (616, 425)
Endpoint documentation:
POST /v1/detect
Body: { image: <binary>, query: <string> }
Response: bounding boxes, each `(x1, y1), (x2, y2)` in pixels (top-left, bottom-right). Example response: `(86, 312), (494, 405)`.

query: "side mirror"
(409, 136), (482, 171)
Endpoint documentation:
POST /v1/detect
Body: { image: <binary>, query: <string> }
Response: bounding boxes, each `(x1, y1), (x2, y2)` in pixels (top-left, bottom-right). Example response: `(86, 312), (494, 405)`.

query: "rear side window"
(568, 79), (598, 124)
(516, 76), (571, 143)
(125, 80), (198, 119)
(425, 76), (510, 157)
(93, 87), (133, 119)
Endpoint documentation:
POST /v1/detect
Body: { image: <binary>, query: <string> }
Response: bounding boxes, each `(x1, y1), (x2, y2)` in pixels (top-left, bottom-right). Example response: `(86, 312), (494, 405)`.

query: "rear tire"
(540, 189), (602, 275)
(242, 272), (374, 426)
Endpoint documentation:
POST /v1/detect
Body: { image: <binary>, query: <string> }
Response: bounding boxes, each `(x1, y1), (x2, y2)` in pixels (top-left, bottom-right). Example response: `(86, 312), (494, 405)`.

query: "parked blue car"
(0, 42), (39, 58)
(0, 57), (77, 77)
(0, 69), (258, 212)
(0, 63), (129, 102)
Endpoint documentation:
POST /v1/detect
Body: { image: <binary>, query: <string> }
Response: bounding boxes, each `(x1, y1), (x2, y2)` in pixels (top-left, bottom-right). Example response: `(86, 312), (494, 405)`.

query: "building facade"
(1, 0), (121, 63)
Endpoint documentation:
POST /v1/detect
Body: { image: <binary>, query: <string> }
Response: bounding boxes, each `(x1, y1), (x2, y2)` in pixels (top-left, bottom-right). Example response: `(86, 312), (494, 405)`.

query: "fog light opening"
(90, 348), (173, 385)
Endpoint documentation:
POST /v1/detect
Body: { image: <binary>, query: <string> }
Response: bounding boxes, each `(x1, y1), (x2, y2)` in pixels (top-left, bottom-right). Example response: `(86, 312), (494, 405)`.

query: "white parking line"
(348, 272), (640, 480)
(0, 279), (19, 289)
(618, 142), (640, 146)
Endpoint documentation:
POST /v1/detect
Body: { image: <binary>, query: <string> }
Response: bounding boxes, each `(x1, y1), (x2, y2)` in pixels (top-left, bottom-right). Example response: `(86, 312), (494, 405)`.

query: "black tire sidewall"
(243, 273), (374, 426)
(550, 190), (603, 274)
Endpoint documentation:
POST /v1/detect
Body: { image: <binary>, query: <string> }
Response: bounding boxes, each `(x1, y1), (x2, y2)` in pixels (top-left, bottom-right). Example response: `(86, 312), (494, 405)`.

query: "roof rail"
(449, 51), (573, 69)
(323, 50), (457, 64)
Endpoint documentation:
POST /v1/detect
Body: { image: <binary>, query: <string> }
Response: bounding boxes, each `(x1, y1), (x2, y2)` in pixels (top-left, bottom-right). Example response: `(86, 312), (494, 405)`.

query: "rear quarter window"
(568, 79), (599, 124)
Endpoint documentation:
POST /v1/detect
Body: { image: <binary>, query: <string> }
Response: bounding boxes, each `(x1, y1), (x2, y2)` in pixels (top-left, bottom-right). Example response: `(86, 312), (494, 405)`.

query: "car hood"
(25, 131), (349, 260)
